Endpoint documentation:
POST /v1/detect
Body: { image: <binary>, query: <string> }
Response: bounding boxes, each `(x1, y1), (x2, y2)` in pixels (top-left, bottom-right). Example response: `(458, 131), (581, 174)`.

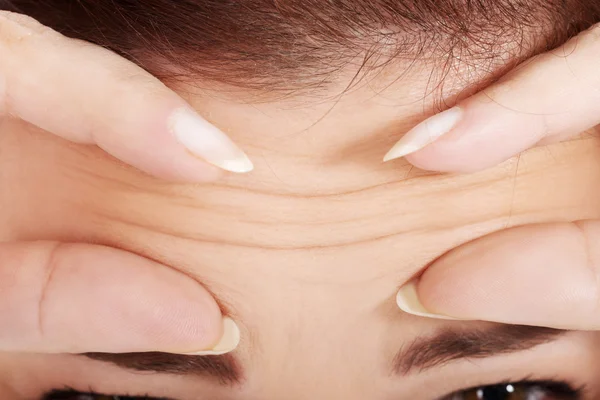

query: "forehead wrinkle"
(59, 135), (600, 270)
(87, 202), (507, 252)
(79, 152), (519, 253)
(86, 171), (514, 253)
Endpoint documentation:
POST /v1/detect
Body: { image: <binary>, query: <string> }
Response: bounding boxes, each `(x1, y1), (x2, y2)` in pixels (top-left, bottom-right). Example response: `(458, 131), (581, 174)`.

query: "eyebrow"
(394, 324), (566, 376)
(83, 352), (242, 385)
(82, 325), (564, 384)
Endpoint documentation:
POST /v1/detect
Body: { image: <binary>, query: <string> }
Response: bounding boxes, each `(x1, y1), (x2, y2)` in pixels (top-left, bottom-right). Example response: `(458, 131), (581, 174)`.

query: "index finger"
(384, 23), (600, 172)
(0, 11), (253, 181)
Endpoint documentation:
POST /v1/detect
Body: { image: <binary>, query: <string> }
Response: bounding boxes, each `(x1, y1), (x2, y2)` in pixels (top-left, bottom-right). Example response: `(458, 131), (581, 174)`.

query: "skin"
(0, 11), (239, 354)
(2, 8), (600, 356)
(2, 7), (600, 400)
(396, 22), (600, 329)
(2, 43), (600, 398)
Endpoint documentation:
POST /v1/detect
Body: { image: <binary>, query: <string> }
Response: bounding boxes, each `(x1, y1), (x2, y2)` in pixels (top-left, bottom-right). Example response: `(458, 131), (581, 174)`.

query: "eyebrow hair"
(394, 324), (566, 376)
(83, 325), (563, 384)
(83, 352), (242, 385)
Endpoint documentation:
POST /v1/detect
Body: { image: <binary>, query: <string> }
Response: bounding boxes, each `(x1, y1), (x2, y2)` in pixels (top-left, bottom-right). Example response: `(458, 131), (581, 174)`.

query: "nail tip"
(216, 154), (254, 173)
(170, 107), (254, 174)
(384, 106), (463, 163)
(383, 144), (420, 162)
(181, 317), (241, 356)
(396, 281), (459, 321)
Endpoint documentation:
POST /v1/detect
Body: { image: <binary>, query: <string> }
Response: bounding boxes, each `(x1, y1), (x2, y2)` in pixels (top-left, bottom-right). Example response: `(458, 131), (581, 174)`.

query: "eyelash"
(42, 388), (172, 400)
(440, 379), (585, 400)
(43, 380), (586, 400)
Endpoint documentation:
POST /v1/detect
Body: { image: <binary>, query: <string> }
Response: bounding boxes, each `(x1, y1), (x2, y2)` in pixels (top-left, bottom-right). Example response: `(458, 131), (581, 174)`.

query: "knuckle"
(572, 221), (600, 320)
(0, 11), (56, 41)
(108, 60), (165, 96)
(105, 67), (168, 114)
(36, 242), (67, 340)
(573, 221), (598, 273)
(0, 11), (39, 27)
(112, 69), (159, 95)
(0, 11), (60, 74)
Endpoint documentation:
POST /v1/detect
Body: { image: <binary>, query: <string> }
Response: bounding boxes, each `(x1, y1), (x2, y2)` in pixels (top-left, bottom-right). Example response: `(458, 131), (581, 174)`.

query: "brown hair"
(2, 0), (600, 94)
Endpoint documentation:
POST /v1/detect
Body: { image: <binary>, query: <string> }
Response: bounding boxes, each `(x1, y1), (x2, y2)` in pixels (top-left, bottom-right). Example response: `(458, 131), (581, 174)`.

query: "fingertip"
(179, 317), (241, 355)
(168, 107), (254, 174)
(415, 223), (600, 329)
(383, 107), (463, 164)
(99, 103), (254, 183)
(139, 149), (226, 183)
(389, 87), (550, 173)
(40, 245), (226, 354)
(396, 280), (460, 320)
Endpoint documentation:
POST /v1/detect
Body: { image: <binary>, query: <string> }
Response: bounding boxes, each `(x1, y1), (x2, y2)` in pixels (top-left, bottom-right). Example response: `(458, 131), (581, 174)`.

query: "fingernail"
(184, 317), (241, 355)
(396, 280), (459, 320)
(170, 108), (254, 173)
(384, 107), (463, 161)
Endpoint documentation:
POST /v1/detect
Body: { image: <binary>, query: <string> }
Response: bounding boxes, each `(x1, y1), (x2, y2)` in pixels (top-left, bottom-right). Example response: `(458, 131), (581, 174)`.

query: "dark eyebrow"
(82, 352), (242, 385)
(394, 324), (566, 376)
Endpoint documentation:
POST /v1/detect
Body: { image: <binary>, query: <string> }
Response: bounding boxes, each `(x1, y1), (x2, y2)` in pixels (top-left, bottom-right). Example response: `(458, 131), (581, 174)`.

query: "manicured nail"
(184, 317), (241, 355)
(384, 107), (463, 161)
(170, 108), (254, 173)
(396, 280), (459, 320)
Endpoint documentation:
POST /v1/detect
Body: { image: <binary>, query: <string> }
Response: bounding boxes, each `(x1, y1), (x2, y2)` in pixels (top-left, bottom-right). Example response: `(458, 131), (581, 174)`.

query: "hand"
(388, 23), (600, 330)
(384, 23), (600, 173)
(0, 12), (242, 354)
(0, 242), (239, 355)
(396, 222), (600, 330)
(0, 11), (252, 181)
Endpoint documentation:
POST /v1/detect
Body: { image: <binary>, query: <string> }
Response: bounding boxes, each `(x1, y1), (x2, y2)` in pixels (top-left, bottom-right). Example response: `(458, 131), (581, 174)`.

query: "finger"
(0, 241), (240, 354)
(0, 11), (252, 181)
(396, 221), (600, 330)
(384, 22), (600, 172)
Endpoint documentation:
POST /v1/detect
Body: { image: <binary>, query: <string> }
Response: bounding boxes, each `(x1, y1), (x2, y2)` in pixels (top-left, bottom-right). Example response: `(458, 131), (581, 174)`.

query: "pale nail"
(184, 317), (241, 355)
(396, 280), (460, 320)
(384, 107), (463, 161)
(170, 108), (254, 173)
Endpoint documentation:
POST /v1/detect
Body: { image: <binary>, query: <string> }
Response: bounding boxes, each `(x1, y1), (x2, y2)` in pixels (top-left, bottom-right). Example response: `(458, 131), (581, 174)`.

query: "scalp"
(2, 0), (600, 95)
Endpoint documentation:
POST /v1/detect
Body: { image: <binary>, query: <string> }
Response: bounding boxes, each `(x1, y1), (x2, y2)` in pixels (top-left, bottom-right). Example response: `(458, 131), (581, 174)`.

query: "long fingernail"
(183, 317), (241, 355)
(170, 108), (254, 173)
(384, 107), (463, 162)
(396, 280), (459, 320)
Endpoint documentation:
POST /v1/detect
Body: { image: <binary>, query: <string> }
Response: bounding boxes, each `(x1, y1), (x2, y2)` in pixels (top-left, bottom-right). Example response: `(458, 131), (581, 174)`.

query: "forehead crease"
(86, 172), (510, 253)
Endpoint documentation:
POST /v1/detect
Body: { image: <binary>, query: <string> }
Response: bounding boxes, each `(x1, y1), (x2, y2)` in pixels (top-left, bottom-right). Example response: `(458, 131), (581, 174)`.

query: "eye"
(43, 390), (170, 400)
(442, 380), (582, 400)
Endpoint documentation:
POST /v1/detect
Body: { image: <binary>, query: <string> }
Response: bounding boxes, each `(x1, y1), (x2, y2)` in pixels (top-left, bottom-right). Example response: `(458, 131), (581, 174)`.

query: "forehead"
(2, 75), (600, 399)
(3, 65), (600, 288)
(3, 86), (599, 289)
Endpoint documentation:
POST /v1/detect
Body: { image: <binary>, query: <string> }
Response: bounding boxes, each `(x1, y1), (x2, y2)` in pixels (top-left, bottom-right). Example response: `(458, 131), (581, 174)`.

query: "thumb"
(0, 241), (240, 354)
(396, 222), (600, 330)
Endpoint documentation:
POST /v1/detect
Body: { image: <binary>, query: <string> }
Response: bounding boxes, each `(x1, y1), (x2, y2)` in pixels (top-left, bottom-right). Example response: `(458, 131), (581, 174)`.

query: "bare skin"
(2, 8), (600, 400)
(2, 49), (600, 399)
